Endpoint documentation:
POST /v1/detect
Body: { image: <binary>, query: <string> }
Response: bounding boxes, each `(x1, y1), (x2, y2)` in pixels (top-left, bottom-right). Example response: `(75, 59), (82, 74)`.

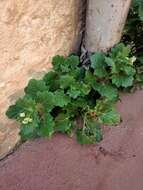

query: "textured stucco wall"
(0, 0), (82, 158)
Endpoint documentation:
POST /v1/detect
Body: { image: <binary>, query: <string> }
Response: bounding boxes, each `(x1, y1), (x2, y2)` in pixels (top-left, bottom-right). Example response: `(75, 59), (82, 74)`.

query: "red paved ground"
(0, 90), (143, 190)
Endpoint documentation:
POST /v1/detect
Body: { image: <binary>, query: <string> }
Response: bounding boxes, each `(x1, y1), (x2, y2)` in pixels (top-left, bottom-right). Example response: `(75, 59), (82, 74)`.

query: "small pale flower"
(27, 118), (33, 123)
(130, 56), (136, 64)
(22, 117), (33, 124)
(22, 119), (28, 125)
(19, 112), (26, 118)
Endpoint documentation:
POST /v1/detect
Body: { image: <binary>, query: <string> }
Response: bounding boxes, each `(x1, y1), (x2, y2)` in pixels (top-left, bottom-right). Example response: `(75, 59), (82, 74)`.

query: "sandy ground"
(0, 90), (143, 190)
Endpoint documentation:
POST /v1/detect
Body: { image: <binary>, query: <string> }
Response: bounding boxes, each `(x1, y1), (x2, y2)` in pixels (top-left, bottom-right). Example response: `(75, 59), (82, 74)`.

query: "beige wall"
(0, 0), (82, 158)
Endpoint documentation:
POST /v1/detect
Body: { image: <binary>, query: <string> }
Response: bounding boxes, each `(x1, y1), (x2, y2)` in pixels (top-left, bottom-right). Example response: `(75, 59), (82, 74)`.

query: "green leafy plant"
(132, 0), (143, 21)
(123, 0), (143, 90)
(6, 43), (137, 144)
(124, 0), (143, 41)
(6, 1), (143, 145)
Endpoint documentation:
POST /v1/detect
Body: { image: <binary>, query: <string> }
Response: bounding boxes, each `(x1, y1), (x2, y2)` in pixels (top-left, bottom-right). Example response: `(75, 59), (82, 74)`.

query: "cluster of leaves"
(132, 0), (143, 21)
(123, 0), (143, 88)
(6, 43), (137, 144)
(124, 0), (143, 39)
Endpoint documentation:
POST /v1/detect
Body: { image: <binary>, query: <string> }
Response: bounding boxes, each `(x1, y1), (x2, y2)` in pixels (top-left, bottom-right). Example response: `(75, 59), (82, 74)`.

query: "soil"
(0, 90), (143, 190)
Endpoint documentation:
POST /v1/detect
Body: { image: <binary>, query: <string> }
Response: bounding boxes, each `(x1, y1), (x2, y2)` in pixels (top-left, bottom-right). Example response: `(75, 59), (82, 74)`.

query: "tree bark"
(85, 0), (132, 52)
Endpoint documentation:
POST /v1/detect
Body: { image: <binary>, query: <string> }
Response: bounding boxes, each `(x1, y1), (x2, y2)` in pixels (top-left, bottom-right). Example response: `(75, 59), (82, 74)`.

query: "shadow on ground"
(0, 90), (143, 190)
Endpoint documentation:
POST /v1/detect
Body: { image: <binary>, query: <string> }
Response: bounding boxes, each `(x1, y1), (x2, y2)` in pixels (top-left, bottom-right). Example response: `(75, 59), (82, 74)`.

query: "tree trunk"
(85, 0), (132, 52)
